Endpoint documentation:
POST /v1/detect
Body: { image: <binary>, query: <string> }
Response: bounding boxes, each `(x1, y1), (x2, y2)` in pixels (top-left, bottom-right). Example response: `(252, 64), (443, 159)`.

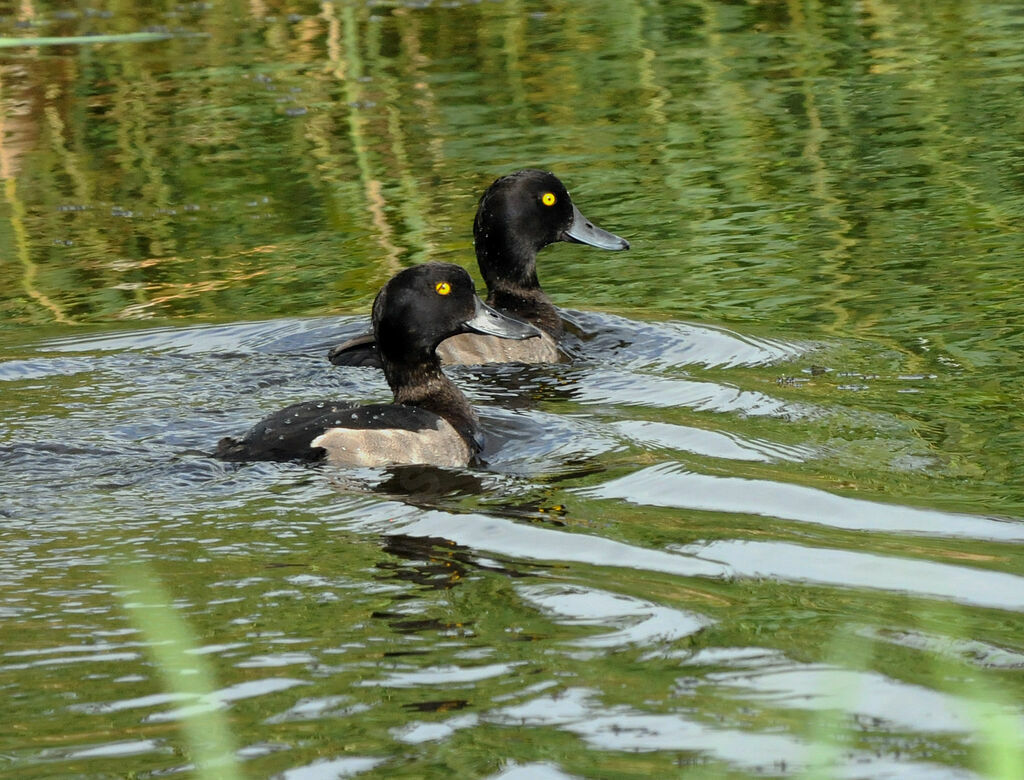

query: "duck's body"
(215, 400), (473, 467)
(328, 169), (628, 368)
(216, 263), (538, 466)
(437, 330), (561, 365)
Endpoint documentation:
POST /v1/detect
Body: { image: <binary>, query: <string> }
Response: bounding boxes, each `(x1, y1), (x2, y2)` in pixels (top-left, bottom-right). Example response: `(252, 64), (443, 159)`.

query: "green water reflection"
(2, 0), (1024, 777)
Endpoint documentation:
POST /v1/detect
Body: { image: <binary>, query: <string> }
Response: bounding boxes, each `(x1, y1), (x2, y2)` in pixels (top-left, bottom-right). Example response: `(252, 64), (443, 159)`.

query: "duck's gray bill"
(563, 204), (630, 250)
(463, 297), (541, 340)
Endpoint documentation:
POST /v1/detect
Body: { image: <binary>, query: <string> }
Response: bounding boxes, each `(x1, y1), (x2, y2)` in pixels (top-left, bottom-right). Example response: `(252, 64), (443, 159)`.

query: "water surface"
(2, 1), (1023, 778)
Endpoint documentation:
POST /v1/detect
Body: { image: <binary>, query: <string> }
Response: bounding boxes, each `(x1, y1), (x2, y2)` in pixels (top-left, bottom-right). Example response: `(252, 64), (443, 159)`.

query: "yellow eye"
(435, 281), (451, 296)
(541, 192), (556, 207)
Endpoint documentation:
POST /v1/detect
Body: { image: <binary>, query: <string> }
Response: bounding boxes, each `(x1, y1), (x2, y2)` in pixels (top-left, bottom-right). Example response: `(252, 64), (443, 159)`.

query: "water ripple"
(357, 661), (524, 689)
(570, 368), (804, 417)
(568, 311), (810, 368)
(707, 654), (1015, 734)
(366, 508), (729, 580)
(516, 583), (710, 648)
(582, 462), (1024, 541)
(488, 687), (969, 777)
(676, 539), (1024, 612)
(612, 419), (813, 462)
(277, 756), (387, 779)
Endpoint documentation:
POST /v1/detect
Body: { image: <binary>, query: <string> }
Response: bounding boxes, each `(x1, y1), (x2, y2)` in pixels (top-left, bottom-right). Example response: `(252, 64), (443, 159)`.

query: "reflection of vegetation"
(0, 32), (175, 48)
(3, 0), (1021, 337)
(2, 174), (75, 324)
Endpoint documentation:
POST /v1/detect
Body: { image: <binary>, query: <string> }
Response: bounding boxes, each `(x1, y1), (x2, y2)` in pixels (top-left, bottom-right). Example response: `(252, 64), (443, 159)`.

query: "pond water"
(2, 1), (1024, 778)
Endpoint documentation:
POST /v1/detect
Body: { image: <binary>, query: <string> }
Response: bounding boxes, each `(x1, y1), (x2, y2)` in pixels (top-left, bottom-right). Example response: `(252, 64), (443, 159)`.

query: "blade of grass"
(920, 606), (1024, 780)
(113, 562), (243, 780)
(798, 624), (873, 780)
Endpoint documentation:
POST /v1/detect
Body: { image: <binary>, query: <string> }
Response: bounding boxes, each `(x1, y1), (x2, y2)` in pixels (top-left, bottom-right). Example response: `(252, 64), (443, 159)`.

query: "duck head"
(473, 169), (629, 291)
(372, 262), (540, 368)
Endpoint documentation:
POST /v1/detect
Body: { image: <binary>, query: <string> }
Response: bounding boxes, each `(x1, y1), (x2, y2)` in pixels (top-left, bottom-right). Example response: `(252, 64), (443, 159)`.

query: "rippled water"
(2, 1), (1024, 778)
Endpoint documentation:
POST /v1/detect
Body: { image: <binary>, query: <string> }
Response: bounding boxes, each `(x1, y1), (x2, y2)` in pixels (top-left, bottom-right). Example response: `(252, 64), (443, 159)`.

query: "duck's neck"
(486, 286), (562, 337)
(384, 357), (482, 453)
(476, 235), (562, 337)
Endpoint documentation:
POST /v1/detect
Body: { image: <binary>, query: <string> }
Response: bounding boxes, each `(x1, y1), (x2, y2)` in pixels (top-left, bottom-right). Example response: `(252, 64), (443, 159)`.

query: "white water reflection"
(393, 713), (480, 745)
(360, 508), (729, 581)
(721, 664), (1019, 734)
(696, 647), (1009, 734)
(357, 661), (523, 689)
(568, 311), (809, 369)
(264, 695), (369, 724)
(612, 419), (812, 462)
(676, 539), (1024, 612)
(584, 462), (1024, 541)
(569, 369), (802, 417)
(489, 687), (972, 778)
(39, 738), (166, 760)
(0, 650), (141, 672)
(236, 652), (317, 668)
(0, 356), (96, 382)
(516, 583), (710, 648)
(71, 691), (194, 714)
(276, 756), (386, 779)
(360, 509), (1024, 613)
(41, 316), (356, 356)
(143, 678), (310, 722)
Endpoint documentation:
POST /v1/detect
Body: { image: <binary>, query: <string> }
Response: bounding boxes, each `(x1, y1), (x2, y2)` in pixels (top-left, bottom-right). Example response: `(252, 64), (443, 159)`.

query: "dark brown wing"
(327, 332), (381, 368)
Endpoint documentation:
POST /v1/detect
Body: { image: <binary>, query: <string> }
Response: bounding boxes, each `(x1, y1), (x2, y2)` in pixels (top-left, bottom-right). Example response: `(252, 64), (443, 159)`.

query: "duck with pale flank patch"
(216, 263), (539, 467)
(327, 169), (629, 367)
